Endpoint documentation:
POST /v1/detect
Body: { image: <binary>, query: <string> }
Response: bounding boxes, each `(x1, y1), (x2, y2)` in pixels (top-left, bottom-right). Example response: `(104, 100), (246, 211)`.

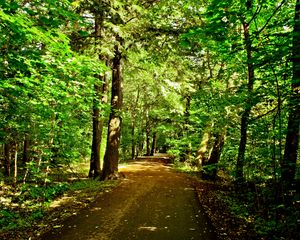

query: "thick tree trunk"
(196, 124), (213, 167)
(196, 132), (211, 167)
(89, 71), (109, 178)
(208, 132), (225, 165)
(101, 39), (123, 180)
(282, 0), (300, 186)
(89, 13), (108, 179)
(236, 15), (255, 182)
(203, 131), (225, 180)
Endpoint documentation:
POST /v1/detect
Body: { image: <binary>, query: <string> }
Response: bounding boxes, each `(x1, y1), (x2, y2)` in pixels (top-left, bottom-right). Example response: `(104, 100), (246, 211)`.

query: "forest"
(0, 0), (299, 239)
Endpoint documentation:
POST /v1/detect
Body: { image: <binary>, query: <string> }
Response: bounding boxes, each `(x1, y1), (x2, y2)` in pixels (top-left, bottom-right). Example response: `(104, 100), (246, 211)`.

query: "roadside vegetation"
(0, 163), (119, 239)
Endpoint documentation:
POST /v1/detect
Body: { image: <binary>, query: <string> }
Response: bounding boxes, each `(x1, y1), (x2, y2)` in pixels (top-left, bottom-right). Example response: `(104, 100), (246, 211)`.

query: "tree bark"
(208, 132), (225, 165)
(203, 131), (226, 180)
(4, 143), (11, 177)
(150, 132), (157, 156)
(281, 0), (300, 186)
(89, 83), (102, 178)
(236, 10), (255, 182)
(180, 95), (191, 162)
(101, 38), (123, 180)
(13, 144), (18, 184)
(146, 124), (151, 156)
(89, 13), (108, 179)
(131, 122), (135, 159)
(131, 89), (140, 160)
(89, 72), (109, 179)
(196, 127), (211, 167)
(22, 134), (30, 164)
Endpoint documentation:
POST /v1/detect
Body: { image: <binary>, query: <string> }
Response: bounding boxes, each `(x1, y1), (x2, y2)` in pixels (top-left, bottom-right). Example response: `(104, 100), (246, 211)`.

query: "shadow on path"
(41, 161), (217, 240)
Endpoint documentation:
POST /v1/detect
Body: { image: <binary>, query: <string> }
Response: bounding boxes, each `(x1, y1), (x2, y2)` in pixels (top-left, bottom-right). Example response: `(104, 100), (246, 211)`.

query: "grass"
(172, 162), (200, 176)
(0, 172), (119, 233)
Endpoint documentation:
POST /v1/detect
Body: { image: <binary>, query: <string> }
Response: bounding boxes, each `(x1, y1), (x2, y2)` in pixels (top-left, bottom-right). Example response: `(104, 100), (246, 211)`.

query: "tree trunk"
(4, 143), (11, 177)
(146, 125), (151, 156)
(89, 83), (102, 178)
(89, 13), (108, 179)
(203, 131), (226, 180)
(13, 144), (18, 184)
(150, 132), (157, 156)
(131, 122), (135, 160)
(130, 89), (140, 160)
(22, 134), (30, 164)
(196, 127), (212, 167)
(282, 0), (300, 187)
(208, 132), (225, 165)
(236, 12), (255, 182)
(137, 128), (144, 157)
(101, 39), (123, 180)
(180, 95), (191, 162)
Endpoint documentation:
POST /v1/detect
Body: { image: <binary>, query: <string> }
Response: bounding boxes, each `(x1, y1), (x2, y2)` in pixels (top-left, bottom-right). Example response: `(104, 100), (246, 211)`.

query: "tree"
(0, 0), (104, 181)
(236, 0), (255, 182)
(88, 4), (109, 179)
(101, 36), (124, 180)
(282, 0), (300, 187)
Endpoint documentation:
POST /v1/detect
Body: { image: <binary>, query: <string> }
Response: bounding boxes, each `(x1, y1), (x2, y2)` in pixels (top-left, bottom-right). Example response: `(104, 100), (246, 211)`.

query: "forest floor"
(1, 158), (258, 240)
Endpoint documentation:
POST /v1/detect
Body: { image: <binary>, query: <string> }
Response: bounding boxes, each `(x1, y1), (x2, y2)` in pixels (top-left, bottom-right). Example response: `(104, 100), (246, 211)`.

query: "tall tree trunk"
(131, 122), (135, 160)
(146, 124), (151, 156)
(101, 38), (123, 180)
(137, 128), (144, 157)
(89, 13), (108, 179)
(131, 89), (140, 160)
(150, 132), (157, 156)
(180, 95), (191, 162)
(282, 0), (300, 186)
(4, 143), (11, 177)
(89, 69), (109, 178)
(22, 134), (30, 164)
(236, 9), (255, 182)
(89, 83), (102, 178)
(13, 144), (18, 184)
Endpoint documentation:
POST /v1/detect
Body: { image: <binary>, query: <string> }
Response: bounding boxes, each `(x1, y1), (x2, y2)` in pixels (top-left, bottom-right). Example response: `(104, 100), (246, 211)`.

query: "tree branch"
(255, 0), (287, 36)
(250, 107), (278, 123)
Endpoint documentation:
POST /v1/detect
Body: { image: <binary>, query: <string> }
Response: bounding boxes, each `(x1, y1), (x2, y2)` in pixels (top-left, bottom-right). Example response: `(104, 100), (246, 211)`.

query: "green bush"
(20, 183), (70, 202)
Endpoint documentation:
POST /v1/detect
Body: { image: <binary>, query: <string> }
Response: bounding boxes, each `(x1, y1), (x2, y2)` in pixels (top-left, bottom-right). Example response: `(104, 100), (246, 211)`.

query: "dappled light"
(1, 0), (299, 239)
(138, 226), (158, 232)
(120, 161), (172, 174)
(39, 160), (217, 240)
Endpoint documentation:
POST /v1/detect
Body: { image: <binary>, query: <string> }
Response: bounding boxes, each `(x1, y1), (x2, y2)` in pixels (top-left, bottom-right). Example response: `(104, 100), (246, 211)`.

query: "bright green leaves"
(0, 0), (107, 168)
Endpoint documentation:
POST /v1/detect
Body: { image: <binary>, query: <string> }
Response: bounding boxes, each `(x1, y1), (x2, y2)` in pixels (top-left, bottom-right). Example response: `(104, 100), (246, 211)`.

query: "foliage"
(0, 0), (299, 238)
(0, 178), (118, 232)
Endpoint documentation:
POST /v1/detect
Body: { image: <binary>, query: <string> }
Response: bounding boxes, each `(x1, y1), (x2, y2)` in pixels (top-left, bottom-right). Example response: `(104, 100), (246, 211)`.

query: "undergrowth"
(0, 179), (118, 232)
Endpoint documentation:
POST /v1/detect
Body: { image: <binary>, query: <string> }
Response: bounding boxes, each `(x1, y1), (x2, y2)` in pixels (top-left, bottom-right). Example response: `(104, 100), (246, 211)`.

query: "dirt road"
(41, 161), (217, 240)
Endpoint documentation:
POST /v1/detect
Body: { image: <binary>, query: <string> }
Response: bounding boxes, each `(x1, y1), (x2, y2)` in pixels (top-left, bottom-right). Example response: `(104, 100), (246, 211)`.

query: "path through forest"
(41, 158), (217, 240)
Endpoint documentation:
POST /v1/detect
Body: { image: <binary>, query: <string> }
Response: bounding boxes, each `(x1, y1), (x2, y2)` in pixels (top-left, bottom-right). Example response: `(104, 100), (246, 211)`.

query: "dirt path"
(41, 161), (217, 240)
